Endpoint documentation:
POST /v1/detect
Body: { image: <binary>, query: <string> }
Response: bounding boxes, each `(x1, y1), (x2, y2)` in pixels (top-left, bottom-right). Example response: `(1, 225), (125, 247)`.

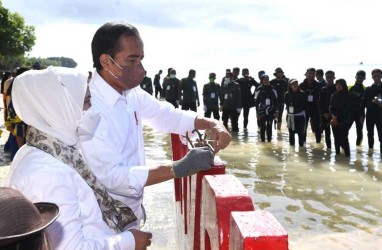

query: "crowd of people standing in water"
(140, 66), (382, 157)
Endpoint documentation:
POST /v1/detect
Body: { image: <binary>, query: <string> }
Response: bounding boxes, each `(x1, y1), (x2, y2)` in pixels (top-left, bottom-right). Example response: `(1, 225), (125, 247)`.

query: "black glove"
(172, 146), (214, 178)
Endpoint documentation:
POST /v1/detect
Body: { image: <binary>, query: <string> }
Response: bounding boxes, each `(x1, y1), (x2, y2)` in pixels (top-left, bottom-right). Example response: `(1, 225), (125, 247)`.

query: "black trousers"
(332, 123), (350, 156)
(155, 86), (162, 99)
(222, 109), (239, 132)
(288, 115), (306, 146)
(259, 115), (274, 142)
(348, 112), (364, 145)
(166, 99), (178, 108)
(321, 116), (332, 148)
(182, 102), (197, 112)
(366, 111), (382, 149)
(241, 106), (251, 129)
(305, 109), (321, 143)
(205, 108), (220, 120)
(276, 103), (284, 122)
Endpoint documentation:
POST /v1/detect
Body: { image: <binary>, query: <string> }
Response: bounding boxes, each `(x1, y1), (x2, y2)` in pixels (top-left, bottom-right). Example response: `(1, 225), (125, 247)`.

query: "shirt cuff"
(118, 231), (135, 250)
(177, 110), (198, 135)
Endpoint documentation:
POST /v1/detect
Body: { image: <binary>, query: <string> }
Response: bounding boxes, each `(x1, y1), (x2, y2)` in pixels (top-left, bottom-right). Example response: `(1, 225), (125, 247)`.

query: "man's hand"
(130, 229), (152, 250)
(331, 116), (338, 127)
(194, 117), (231, 153)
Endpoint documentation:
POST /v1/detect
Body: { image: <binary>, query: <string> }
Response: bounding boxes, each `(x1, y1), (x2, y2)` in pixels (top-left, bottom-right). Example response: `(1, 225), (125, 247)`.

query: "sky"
(2, 0), (382, 84)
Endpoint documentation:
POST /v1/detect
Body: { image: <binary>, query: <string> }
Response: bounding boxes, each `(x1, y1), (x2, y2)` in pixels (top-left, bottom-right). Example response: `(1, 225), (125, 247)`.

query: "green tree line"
(25, 57), (77, 69)
(0, 1), (77, 70)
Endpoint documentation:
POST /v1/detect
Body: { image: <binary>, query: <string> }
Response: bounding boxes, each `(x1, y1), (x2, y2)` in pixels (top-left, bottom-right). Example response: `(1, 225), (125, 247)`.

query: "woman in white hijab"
(2, 67), (151, 249)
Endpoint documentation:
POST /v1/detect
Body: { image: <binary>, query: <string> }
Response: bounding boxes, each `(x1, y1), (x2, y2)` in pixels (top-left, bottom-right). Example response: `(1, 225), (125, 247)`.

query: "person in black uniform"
(318, 70), (336, 148)
(284, 78), (307, 146)
(255, 70), (266, 130)
(330, 79), (351, 156)
(140, 71), (153, 95)
(154, 70), (162, 99)
(179, 69), (199, 112)
(348, 70), (366, 146)
(270, 67), (288, 131)
(221, 69), (231, 86)
(255, 74), (278, 142)
(258, 70), (265, 82)
(203, 73), (222, 120)
(161, 67), (172, 98)
(162, 69), (180, 108)
(232, 67), (240, 81)
(221, 72), (242, 132)
(299, 68), (322, 143)
(316, 69), (327, 87)
(362, 69), (382, 153)
(237, 68), (258, 129)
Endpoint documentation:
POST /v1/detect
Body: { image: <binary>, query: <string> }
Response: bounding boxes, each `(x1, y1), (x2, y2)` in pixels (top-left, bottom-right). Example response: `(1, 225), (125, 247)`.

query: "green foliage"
(24, 57), (78, 68)
(0, 0), (36, 69)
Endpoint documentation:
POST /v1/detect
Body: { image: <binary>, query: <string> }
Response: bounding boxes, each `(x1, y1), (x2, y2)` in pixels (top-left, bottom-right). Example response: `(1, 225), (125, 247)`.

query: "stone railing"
(170, 134), (289, 249)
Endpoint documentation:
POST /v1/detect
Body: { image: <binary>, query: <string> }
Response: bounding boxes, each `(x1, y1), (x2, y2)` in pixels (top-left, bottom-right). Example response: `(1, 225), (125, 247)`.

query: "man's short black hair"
(316, 69), (324, 75)
(91, 22), (140, 71)
(371, 68), (382, 76)
(356, 70), (366, 77)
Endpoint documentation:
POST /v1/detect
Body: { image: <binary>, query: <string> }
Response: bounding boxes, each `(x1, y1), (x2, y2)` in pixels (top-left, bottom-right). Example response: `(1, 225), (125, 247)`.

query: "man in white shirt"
(80, 22), (231, 233)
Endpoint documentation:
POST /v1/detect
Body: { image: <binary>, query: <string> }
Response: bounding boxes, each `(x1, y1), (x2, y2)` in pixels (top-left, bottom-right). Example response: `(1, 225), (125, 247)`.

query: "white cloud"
(2, 0), (382, 83)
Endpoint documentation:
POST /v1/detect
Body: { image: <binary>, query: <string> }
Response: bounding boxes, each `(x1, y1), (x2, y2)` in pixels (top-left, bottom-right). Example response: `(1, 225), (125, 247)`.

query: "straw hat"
(0, 187), (59, 247)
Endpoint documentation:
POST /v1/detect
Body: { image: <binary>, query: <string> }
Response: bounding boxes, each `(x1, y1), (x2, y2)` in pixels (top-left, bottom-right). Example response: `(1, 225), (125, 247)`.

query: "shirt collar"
(92, 71), (124, 108)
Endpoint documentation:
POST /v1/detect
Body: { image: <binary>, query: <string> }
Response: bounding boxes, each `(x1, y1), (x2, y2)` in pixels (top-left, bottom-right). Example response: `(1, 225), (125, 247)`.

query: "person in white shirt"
(80, 22), (232, 231)
(2, 67), (153, 249)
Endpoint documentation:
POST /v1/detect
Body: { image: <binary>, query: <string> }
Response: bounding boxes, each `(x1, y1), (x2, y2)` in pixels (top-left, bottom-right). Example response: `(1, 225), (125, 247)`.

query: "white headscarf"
(12, 66), (87, 145)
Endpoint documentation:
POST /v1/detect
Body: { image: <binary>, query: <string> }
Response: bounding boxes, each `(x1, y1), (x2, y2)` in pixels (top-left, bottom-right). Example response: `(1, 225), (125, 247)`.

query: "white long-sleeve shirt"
(80, 72), (197, 228)
(2, 146), (135, 250)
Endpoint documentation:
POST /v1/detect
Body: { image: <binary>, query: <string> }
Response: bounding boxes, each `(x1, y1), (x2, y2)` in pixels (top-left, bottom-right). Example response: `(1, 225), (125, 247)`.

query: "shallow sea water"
(142, 111), (382, 250)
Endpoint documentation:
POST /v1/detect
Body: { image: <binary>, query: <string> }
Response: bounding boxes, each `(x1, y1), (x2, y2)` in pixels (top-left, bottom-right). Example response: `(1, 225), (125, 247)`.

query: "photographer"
(362, 69), (382, 153)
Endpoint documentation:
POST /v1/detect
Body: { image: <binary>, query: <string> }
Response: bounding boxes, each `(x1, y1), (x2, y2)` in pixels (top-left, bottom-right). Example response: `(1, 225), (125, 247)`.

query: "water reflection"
(142, 120), (382, 249)
(222, 126), (381, 249)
